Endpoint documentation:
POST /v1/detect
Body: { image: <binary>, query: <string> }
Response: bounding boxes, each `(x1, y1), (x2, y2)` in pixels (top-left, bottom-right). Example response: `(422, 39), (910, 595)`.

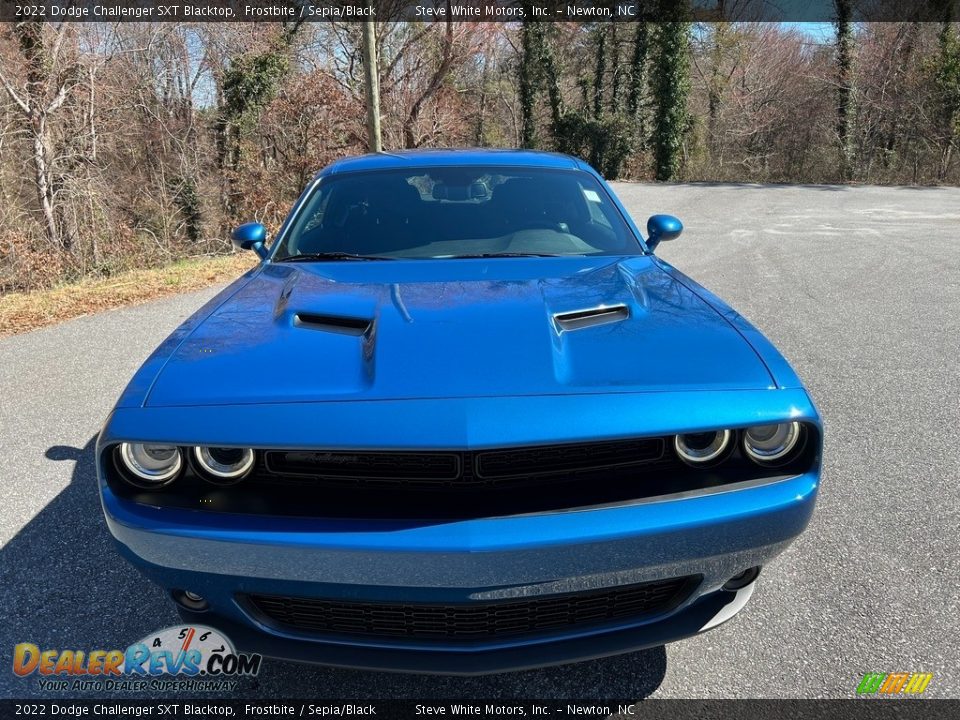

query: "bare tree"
(2, 20), (960, 297)
(0, 21), (81, 250)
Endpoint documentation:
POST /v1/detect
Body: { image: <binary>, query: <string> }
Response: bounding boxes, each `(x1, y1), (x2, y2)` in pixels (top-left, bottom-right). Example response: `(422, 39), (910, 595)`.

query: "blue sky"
(782, 22), (837, 42)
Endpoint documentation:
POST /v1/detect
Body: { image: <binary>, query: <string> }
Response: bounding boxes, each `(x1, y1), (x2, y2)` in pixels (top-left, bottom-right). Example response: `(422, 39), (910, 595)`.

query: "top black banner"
(0, 0), (958, 23)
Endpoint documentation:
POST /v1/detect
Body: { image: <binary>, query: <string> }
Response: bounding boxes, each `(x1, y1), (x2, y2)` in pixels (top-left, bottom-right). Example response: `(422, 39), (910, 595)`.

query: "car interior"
(281, 169), (638, 259)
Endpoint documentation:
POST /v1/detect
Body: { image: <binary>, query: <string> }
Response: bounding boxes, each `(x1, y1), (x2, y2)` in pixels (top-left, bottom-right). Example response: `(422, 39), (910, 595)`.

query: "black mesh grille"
(245, 576), (697, 641)
(476, 438), (663, 479)
(265, 450), (461, 481)
(261, 437), (666, 489)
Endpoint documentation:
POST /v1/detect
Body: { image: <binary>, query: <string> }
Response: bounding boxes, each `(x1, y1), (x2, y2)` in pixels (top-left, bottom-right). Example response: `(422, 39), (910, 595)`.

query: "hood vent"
(554, 305), (630, 332)
(294, 312), (372, 336)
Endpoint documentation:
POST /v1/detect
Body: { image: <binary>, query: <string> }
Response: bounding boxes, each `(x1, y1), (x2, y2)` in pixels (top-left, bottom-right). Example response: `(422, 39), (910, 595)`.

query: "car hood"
(143, 256), (773, 407)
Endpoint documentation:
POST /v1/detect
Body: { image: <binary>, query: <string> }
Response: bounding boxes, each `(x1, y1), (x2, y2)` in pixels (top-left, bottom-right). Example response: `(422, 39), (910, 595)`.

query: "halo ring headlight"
(743, 422), (802, 464)
(674, 429), (732, 466)
(193, 446), (255, 484)
(118, 443), (182, 488)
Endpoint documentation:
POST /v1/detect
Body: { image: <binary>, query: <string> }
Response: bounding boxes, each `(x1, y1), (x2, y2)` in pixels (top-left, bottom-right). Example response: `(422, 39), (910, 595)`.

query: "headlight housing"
(674, 429), (732, 466)
(193, 447), (255, 484)
(118, 443), (183, 488)
(743, 422), (802, 465)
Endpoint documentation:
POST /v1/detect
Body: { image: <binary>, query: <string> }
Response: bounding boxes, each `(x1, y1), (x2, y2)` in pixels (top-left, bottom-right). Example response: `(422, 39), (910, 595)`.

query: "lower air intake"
(245, 576), (698, 642)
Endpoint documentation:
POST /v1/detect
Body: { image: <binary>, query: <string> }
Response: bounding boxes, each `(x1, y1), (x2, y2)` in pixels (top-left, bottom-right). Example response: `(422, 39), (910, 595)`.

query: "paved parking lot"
(1, 182), (958, 699)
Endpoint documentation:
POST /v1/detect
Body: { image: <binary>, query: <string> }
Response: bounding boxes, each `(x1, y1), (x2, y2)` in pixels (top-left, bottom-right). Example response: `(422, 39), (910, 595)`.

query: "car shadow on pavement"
(0, 437), (666, 700)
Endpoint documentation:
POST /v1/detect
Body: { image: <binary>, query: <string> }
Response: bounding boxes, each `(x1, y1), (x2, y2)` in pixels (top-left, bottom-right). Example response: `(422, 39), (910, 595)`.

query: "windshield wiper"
(441, 252), (561, 259)
(276, 252), (396, 262)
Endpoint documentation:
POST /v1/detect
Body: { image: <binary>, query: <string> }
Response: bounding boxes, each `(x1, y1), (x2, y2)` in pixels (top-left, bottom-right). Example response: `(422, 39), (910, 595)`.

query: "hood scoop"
(554, 304), (630, 332)
(294, 312), (373, 336)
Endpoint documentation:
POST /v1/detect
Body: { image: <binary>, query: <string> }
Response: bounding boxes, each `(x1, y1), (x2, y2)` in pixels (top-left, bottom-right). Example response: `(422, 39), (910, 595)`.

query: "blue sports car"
(98, 149), (821, 674)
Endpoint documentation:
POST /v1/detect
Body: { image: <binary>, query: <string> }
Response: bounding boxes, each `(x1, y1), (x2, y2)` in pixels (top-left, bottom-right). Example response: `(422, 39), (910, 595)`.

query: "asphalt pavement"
(1, 182), (958, 700)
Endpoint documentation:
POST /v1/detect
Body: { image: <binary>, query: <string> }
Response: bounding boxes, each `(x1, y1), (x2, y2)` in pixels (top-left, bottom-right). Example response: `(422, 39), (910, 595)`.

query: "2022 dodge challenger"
(98, 149), (822, 674)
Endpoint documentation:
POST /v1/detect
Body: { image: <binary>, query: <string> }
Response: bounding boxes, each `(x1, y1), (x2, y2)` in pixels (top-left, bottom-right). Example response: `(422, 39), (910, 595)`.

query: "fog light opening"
(173, 589), (209, 612)
(723, 566), (761, 591)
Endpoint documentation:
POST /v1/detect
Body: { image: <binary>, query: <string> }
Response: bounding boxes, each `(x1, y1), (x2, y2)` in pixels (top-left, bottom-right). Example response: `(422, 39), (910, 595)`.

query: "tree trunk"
(707, 23), (730, 164)
(538, 26), (565, 129)
(593, 27), (606, 119)
(934, 19), (960, 181)
(519, 20), (537, 147)
(32, 125), (62, 250)
(651, 16), (692, 181)
(628, 22), (650, 143)
(0, 22), (74, 251)
(835, 0), (856, 181)
(361, 15), (383, 152)
(403, 13), (453, 149)
(475, 53), (489, 146)
(609, 24), (624, 115)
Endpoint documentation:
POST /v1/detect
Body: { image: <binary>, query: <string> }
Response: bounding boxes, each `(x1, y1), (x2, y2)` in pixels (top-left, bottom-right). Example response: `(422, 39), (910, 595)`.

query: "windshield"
(273, 167), (642, 261)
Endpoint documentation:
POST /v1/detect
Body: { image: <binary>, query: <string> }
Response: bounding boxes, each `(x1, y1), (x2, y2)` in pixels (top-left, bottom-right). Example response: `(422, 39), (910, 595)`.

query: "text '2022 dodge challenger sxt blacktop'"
(98, 149), (821, 675)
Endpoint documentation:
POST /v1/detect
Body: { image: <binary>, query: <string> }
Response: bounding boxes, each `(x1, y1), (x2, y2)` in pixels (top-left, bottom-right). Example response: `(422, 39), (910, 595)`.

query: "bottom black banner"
(3, 700), (959, 720)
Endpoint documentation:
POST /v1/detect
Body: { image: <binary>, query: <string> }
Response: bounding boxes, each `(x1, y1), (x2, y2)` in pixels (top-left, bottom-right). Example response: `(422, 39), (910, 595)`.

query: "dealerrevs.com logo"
(12, 625), (261, 692)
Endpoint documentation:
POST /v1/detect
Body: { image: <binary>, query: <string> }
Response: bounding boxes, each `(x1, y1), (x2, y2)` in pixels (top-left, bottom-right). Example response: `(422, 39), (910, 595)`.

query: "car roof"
(320, 148), (586, 177)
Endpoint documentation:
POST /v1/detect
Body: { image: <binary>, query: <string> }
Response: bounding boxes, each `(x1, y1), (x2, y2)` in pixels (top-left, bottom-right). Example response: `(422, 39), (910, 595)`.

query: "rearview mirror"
(231, 222), (268, 259)
(646, 214), (683, 252)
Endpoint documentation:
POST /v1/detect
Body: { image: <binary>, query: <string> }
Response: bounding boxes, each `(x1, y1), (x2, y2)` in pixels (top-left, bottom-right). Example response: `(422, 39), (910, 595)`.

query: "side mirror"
(645, 214), (683, 252)
(231, 222), (268, 259)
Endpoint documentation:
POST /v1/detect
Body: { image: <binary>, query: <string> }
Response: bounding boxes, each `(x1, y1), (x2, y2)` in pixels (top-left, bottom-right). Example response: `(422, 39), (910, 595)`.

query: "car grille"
(245, 576), (697, 641)
(262, 437), (666, 489)
(265, 450), (462, 482)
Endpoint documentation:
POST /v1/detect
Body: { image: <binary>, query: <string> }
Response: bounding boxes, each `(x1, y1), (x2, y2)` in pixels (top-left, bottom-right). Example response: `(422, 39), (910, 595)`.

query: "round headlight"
(743, 422), (802, 464)
(118, 443), (182, 488)
(193, 447), (255, 484)
(674, 429), (732, 466)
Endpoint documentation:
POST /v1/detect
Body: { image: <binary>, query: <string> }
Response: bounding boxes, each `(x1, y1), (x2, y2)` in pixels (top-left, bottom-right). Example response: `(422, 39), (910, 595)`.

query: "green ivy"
(222, 50), (290, 137)
(934, 23), (960, 146)
(517, 14), (692, 180)
(651, 18), (691, 181)
(554, 111), (633, 179)
(170, 176), (203, 243)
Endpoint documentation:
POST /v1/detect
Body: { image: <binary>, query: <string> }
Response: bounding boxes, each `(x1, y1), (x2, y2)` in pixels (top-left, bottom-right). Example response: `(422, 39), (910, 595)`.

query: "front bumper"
(101, 465), (818, 674)
(171, 581), (758, 675)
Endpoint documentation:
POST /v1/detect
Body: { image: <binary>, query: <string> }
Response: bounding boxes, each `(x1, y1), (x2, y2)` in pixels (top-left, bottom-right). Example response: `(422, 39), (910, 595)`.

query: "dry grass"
(0, 253), (257, 338)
